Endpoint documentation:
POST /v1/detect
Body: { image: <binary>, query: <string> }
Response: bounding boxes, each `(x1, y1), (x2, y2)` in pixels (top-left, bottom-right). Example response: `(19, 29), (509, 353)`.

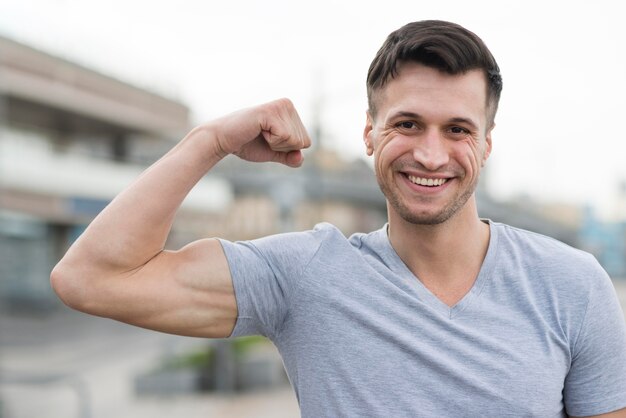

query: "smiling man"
(51, 21), (626, 417)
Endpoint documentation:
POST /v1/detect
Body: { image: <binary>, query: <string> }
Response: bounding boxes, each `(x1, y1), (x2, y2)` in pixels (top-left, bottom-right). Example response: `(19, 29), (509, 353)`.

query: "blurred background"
(0, 0), (625, 417)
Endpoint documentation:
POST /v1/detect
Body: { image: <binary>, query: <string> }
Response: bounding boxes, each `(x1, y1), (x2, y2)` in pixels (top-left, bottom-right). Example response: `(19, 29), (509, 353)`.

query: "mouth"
(406, 175), (448, 187)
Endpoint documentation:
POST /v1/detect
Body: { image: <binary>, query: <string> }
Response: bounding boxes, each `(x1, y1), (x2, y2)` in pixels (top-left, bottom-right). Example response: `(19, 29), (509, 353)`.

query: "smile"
(407, 175), (448, 187)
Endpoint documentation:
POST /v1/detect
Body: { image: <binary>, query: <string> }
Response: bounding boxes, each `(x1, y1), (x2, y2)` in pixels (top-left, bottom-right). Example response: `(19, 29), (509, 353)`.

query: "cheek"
(374, 150), (390, 180)
(374, 136), (407, 174)
(453, 140), (483, 174)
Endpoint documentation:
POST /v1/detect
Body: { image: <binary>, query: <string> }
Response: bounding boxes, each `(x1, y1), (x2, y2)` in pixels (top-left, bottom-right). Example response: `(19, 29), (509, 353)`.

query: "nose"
(412, 128), (449, 171)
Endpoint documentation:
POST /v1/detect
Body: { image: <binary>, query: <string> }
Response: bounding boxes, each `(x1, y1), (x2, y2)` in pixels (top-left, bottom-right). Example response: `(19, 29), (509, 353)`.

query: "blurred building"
(478, 190), (580, 247)
(0, 34), (600, 312)
(0, 35), (231, 309)
(212, 148), (388, 239)
(580, 190), (626, 279)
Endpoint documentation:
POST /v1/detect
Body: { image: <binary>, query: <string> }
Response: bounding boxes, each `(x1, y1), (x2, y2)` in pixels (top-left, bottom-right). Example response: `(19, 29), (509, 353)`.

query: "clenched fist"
(208, 98), (311, 168)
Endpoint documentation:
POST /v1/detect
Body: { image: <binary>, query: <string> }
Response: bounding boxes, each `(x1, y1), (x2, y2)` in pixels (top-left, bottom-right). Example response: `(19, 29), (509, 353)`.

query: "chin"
(398, 210), (455, 226)
(388, 194), (473, 226)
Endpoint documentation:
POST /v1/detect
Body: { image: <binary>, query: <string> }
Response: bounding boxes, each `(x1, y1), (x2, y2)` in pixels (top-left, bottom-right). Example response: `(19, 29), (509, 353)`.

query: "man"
(51, 20), (626, 417)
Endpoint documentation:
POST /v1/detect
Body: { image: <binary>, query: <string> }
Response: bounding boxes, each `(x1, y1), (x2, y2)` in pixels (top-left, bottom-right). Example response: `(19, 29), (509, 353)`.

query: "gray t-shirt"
(220, 221), (626, 417)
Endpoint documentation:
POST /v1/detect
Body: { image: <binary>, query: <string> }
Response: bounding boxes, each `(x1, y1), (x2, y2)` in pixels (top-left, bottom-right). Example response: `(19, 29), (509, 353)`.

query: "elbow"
(50, 261), (89, 311)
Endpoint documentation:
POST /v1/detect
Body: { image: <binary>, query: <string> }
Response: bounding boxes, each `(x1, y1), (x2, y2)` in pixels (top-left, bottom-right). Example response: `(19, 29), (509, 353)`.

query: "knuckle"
(276, 97), (294, 109)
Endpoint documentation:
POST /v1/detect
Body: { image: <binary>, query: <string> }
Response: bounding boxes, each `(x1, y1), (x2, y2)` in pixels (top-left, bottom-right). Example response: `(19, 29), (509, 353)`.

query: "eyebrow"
(389, 111), (479, 131)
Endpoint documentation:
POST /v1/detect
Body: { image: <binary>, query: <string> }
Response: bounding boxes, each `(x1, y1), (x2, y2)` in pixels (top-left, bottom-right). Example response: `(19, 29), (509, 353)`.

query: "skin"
(51, 66), (625, 418)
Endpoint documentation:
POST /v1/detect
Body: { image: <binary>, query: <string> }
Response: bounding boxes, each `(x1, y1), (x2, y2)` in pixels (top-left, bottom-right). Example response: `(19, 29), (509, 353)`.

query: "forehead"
(374, 62), (488, 124)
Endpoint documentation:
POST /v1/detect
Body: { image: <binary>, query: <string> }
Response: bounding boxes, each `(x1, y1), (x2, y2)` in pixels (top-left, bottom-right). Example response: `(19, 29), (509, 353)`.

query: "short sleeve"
(218, 224), (329, 339)
(563, 263), (626, 417)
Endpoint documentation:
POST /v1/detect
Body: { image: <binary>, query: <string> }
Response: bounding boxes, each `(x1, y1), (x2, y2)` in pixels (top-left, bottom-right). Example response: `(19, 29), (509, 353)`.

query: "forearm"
(57, 124), (223, 275)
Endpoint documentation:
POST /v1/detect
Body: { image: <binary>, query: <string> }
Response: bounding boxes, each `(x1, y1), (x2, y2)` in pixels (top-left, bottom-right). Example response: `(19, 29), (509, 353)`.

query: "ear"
(481, 124), (494, 167)
(363, 111), (375, 156)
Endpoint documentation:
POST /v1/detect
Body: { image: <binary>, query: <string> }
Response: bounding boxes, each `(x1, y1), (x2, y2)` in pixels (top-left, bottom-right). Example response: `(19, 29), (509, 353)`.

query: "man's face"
(364, 62), (493, 225)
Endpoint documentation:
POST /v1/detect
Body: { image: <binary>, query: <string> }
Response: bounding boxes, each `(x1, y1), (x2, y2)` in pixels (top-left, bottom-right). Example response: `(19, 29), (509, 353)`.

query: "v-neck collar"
(372, 219), (500, 319)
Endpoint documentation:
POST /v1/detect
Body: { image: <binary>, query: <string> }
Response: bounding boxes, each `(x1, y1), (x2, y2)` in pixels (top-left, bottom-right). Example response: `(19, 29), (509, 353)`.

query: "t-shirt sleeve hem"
(566, 394), (626, 417)
(217, 238), (265, 338)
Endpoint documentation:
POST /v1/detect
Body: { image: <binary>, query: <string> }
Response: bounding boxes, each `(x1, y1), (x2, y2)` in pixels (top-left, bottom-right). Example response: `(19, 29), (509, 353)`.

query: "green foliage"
(157, 336), (270, 371)
(160, 347), (214, 371)
(231, 336), (270, 358)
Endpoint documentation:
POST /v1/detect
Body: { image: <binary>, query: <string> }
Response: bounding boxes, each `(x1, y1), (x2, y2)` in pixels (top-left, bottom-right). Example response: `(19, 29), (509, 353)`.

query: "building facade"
(0, 36), (231, 309)
(0, 35), (593, 311)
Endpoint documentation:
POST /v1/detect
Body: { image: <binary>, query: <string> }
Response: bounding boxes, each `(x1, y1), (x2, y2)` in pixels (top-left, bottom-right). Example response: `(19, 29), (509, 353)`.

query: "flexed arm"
(50, 98), (311, 338)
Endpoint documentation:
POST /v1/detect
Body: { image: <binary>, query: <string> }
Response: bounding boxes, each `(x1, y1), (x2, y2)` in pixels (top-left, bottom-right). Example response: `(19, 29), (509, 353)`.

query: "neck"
(387, 198), (490, 305)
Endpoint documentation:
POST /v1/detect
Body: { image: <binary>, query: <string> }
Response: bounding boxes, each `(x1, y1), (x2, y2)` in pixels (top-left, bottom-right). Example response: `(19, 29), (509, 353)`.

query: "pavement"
(1, 280), (625, 418)
(0, 304), (299, 418)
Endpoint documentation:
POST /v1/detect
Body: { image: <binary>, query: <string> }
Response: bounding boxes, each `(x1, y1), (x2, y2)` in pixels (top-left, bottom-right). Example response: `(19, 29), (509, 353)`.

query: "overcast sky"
(1, 0), (625, 219)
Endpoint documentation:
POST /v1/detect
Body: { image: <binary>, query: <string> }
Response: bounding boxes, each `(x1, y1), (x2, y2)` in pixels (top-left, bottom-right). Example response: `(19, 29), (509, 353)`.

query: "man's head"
(363, 21), (502, 226)
(367, 20), (502, 128)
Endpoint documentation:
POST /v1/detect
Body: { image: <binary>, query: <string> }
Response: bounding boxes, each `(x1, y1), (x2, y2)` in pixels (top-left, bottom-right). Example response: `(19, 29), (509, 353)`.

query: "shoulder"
(261, 222), (349, 254)
(490, 221), (610, 304)
(489, 222), (623, 352)
(491, 221), (601, 273)
(219, 222), (351, 268)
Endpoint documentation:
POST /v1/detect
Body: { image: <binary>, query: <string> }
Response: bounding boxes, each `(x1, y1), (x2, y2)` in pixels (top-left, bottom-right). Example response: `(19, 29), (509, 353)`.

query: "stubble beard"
(376, 170), (479, 226)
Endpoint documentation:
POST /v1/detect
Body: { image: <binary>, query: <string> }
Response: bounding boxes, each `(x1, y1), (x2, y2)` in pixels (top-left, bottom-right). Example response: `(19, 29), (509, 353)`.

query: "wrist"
(185, 123), (229, 164)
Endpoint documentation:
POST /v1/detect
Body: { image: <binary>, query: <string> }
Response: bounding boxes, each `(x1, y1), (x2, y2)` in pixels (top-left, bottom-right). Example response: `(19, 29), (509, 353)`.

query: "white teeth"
(407, 175), (448, 187)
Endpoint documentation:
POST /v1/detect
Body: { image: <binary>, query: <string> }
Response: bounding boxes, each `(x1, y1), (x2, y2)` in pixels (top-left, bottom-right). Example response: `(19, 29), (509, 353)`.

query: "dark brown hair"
(367, 20), (503, 126)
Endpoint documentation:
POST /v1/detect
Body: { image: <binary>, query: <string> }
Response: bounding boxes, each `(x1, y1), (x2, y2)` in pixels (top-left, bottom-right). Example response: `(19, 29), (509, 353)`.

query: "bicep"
(97, 238), (237, 338)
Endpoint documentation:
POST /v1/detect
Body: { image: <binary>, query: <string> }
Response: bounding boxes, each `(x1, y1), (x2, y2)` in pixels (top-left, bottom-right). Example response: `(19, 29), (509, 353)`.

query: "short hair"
(366, 20), (503, 126)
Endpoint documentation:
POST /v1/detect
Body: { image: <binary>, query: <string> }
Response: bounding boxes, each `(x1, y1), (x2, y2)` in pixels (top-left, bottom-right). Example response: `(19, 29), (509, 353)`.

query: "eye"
(448, 126), (470, 135)
(396, 121), (417, 130)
